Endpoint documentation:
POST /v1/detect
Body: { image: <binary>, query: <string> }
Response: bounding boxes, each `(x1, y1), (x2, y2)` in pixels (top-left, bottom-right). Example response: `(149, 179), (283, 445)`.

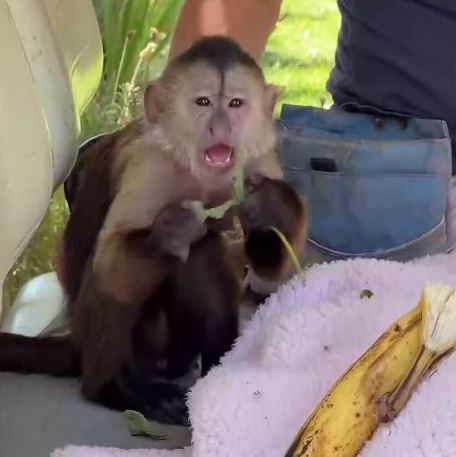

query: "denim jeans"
(276, 103), (455, 266)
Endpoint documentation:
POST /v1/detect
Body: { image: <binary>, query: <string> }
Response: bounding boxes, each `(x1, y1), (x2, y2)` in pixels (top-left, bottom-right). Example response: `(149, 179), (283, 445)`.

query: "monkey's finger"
(245, 173), (266, 193)
(164, 241), (190, 263)
(155, 204), (205, 235)
(238, 200), (261, 236)
(239, 188), (286, 234)
(187, 220), (208, 243)
(181, 199), (204, 213)
(140, 384), (190, 426)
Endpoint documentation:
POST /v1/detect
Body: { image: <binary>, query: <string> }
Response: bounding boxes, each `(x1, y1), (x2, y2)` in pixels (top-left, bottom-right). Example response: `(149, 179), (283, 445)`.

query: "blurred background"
(4, 0), (340, 302)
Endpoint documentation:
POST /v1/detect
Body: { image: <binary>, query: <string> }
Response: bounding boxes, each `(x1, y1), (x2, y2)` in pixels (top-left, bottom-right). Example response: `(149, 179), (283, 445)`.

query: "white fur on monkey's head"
(143, 36), (279, 181)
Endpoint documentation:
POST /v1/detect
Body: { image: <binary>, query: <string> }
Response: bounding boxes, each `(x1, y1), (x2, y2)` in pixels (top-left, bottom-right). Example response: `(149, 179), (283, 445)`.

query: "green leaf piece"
(232, 146), (247, 204)
(270, 227), (303, 275)
(195, 146), (248, 222)
(204, 199), (236, 220)
(124, 410), (167, 440)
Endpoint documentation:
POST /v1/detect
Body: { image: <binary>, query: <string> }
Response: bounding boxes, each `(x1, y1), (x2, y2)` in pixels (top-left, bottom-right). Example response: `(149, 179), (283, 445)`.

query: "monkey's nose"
(208, 122), (231, 141)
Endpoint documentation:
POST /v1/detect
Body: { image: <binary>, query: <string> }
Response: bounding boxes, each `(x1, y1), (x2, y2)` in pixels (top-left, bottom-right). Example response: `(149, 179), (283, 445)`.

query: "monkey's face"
(178, 62), (277, 172)
(146, 61), (278, 178)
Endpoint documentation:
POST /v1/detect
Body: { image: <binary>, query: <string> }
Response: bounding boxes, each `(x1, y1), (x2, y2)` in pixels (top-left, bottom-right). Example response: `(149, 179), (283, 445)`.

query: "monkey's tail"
(0, 332), (81, 377)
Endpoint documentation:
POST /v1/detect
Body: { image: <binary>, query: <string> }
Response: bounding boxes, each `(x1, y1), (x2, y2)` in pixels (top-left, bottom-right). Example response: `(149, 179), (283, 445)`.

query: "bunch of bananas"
(285, 282), (456, 457)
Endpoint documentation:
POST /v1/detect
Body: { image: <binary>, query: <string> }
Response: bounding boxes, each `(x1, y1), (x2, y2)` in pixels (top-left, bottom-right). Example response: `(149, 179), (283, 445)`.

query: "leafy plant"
(82, 0), (184, 137)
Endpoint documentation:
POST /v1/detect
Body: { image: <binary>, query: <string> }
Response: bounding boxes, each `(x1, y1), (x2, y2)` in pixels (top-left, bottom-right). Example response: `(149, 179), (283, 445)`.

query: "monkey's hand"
(239, 175), (300, 238)
(151, 202), (207, 263)
(238, 174), (305, 287)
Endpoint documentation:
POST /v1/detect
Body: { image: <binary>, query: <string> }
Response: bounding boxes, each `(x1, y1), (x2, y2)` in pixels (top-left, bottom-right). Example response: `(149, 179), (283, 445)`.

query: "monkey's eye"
(229, 98), (244, 108)
(195, 97), (211, 106)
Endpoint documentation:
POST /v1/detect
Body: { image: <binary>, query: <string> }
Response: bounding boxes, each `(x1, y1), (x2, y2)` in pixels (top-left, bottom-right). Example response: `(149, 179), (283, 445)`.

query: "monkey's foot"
(132, 382), (190, 426)
(86, 380), (190, 426)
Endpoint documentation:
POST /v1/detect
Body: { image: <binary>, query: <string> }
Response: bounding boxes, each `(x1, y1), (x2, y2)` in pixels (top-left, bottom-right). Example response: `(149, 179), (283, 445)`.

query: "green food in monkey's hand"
(192, 146), (303, 274)
(192, 146), (247, 222)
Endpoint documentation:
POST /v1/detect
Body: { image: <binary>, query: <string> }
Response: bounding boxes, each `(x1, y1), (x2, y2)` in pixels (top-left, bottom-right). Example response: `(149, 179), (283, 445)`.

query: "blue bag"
(276, 104), (455, 265)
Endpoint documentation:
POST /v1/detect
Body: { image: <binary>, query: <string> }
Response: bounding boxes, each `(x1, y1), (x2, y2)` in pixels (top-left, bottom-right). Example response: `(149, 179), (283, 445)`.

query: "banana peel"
(285, 282), (456, 457)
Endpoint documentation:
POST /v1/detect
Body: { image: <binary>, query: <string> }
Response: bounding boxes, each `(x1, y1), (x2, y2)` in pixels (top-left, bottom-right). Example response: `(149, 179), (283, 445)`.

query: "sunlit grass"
(4, 0), (339, 303)
(263, 0), (340, 109)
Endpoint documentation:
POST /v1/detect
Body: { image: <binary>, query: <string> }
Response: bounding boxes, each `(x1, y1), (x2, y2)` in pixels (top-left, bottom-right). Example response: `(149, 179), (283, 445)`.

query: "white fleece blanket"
(52, 252), (456, 457)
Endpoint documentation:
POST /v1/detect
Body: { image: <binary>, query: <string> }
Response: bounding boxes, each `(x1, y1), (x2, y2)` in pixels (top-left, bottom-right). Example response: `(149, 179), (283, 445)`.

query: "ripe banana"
(285, 282), (456, 457)
(379, 282), (456, 422)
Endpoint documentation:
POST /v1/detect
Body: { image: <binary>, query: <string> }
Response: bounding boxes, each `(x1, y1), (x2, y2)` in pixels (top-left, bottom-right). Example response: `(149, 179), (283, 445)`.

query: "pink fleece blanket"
(52, 252), (456, 457)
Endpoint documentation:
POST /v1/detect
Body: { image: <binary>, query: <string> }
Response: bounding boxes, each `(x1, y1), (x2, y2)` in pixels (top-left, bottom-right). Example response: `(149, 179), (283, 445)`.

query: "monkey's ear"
(265, 84), (282, 115)
(144, 81), (165, 123)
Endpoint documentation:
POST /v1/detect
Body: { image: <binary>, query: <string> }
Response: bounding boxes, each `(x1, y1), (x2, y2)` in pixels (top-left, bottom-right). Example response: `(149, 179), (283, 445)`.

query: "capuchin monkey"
(0, 36), (307, 425)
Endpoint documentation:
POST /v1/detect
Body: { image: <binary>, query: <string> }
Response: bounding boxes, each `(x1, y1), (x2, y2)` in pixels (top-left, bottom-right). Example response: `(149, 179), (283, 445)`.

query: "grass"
(263, 0), (340, 109)
(3, 0), (339, 305)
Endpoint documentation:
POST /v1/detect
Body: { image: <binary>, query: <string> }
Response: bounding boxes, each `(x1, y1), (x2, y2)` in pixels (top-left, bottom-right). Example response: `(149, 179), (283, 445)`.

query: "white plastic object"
(0, 0), (103, 320)
(1, 272), (69, 337)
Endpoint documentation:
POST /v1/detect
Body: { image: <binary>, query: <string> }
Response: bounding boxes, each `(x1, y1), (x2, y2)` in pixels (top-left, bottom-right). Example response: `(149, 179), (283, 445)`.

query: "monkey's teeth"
(204, 145), (234, 168)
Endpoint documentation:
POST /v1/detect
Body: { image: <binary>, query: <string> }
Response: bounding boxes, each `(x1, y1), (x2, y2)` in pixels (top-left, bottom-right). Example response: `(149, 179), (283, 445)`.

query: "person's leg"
(168, 0), (282, 62)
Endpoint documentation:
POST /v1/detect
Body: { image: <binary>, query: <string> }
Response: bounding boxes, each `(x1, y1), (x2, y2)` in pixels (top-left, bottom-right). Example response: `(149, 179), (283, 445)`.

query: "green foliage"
(3, 188), (68, 305)
(4, 0), (339, 304)
(263, 0), (340, 111)
(82, 0), (184, 137)
(231, 146), (247, 204)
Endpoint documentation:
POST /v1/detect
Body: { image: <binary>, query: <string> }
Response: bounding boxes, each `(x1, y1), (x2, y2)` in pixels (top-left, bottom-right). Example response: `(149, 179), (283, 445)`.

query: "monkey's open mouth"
(204, 144), (234, 168)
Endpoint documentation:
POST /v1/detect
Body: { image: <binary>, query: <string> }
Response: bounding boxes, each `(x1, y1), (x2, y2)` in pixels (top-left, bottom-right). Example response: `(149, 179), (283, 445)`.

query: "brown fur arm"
(71, 243), (171, 397)
(60, 128), (206, 395)
(73, 200), (206, 395)
(91, 229), (171, 305)
(57, 133), (118, 303)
